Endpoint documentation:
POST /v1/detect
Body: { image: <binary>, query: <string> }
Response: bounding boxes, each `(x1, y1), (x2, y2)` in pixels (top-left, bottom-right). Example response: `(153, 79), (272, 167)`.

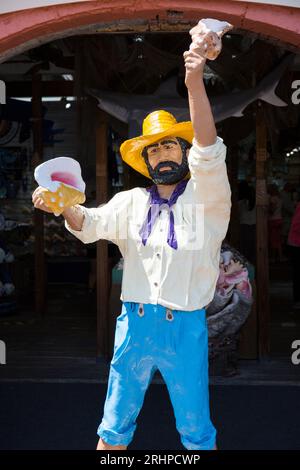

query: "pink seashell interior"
(50, 171), (79, 189)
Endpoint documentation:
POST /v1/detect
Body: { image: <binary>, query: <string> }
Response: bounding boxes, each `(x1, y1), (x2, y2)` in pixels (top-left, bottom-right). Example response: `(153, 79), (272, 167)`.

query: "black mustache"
(155, 161), (180, 172)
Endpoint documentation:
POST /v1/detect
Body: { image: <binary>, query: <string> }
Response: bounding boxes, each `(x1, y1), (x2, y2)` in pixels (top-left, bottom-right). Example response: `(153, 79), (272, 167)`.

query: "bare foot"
(96, 437), (127, 451)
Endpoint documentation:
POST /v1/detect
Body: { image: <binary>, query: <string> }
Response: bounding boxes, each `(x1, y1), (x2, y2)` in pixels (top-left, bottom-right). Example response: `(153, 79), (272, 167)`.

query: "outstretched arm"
(62, 205), (84, 231)
(184, 49), (216, 147)
(33, 185), (130, 252)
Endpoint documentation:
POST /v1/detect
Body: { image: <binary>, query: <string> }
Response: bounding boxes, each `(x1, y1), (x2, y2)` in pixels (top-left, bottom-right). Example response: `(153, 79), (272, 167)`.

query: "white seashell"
(34, 157), (85, 194)
(190, 18), (233, 37)
(189, 18), (233, 61)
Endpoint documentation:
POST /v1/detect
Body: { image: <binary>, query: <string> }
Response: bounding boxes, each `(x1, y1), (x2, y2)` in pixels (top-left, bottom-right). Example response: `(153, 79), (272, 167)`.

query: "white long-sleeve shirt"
(65, 137), (231, 311)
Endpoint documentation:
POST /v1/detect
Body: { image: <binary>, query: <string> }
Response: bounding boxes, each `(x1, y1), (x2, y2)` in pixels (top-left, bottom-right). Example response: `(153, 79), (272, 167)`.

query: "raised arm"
(184, 49), (216, 147)
(183, 48), (231, 242)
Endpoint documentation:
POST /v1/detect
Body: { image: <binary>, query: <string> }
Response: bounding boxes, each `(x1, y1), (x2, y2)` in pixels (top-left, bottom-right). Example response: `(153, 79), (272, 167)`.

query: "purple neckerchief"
(139, 179), (188, 250)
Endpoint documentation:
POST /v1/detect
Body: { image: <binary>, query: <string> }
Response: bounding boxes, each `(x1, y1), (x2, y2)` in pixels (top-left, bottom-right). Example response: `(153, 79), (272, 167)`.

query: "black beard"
(145, 155), (189, 185)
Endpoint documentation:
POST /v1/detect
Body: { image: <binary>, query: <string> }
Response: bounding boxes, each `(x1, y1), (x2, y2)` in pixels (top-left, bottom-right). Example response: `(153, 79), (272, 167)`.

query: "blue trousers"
(97, 302), (216, 450)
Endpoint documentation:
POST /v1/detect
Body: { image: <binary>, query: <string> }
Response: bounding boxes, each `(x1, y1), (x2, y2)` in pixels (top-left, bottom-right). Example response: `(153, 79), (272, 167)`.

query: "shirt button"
(160, 228), (163, 232)
(156, 253), (160, 258)
(154, 282), (158, 287)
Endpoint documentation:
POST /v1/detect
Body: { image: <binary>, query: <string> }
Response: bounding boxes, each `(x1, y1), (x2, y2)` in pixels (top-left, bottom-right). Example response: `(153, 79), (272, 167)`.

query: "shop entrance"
(1, 2), (300, 380)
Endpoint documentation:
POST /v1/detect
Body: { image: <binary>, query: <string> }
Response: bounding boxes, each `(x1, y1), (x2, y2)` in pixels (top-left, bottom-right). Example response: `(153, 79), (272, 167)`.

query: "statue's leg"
(158, 306), (217, 450)
(97, 302), (157, 450)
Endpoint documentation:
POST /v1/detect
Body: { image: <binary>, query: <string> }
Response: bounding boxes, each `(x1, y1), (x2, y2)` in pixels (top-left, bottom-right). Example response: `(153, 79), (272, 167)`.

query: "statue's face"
(143, 137), (190, 185)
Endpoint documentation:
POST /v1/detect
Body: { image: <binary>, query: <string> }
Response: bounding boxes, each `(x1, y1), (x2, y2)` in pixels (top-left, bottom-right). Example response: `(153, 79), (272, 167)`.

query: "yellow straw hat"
(120, 110), (194, 179)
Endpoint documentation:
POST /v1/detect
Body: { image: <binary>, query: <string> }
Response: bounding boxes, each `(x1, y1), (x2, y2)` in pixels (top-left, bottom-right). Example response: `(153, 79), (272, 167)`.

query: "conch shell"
(34, 157), (86, 216)
(189, 18), (233, 60)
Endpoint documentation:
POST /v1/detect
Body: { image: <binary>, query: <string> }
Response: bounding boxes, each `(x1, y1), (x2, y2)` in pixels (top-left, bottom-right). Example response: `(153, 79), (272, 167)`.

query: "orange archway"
(0, 1), (300, 62)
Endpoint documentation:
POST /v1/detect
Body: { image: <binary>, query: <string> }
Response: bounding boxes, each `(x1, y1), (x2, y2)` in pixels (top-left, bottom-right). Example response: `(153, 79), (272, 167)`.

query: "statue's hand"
(32, 186), (53, 213)
(183, 49), (206, 87)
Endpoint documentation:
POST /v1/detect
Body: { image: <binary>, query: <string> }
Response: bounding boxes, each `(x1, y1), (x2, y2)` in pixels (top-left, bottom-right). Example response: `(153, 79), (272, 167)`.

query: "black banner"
(0, 450), (299, 465)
